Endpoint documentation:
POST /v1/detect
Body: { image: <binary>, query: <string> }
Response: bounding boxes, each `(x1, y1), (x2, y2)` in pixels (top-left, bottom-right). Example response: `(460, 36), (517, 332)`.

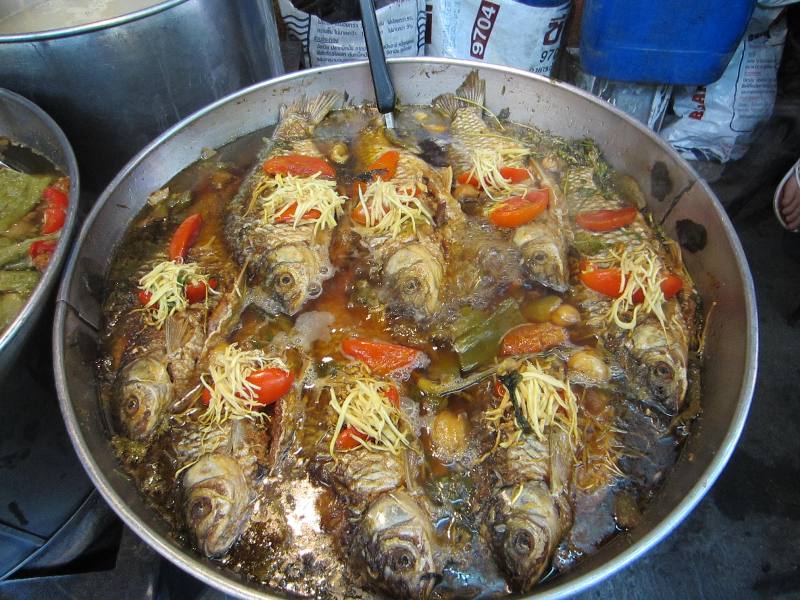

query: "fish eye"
(512, 529), (534, 555)
(189, 497), (212, 521)
(532, 251), (548, 263)
(387, 547), (416, 573)
(402, 278), (420, 294)
(278, 273), (295, 288)
(124, 397), (140, 415)
(653, 361), (674, 380)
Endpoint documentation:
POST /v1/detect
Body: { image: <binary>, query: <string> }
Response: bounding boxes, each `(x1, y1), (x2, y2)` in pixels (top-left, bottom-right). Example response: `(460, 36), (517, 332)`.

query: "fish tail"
(433, 70), (486, 118)
(279, 90), (342, 126)
(456, 70), (486, 106)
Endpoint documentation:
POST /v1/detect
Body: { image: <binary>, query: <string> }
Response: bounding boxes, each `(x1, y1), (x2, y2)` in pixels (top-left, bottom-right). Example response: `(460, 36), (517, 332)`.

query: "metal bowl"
(0, 0), (283, 193)
(0, 88), (79, 380)
(54, 58), (758, 599)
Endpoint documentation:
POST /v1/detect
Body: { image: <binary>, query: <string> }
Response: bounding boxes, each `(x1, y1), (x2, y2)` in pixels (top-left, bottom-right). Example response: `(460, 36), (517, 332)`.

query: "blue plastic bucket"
(579, 0), (756, 84)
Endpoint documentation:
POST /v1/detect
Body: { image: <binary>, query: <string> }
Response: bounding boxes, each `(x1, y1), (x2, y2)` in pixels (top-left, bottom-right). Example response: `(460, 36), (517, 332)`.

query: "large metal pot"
(54, 58), (758, 599)
(0, 88), (79, 380)
(0, 0), (282, 194)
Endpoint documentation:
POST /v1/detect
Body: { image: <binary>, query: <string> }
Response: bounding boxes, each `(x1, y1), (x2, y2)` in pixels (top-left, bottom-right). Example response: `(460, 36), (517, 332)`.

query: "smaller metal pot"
(0, 88), (79, 380)
(0, 0), (283, 193)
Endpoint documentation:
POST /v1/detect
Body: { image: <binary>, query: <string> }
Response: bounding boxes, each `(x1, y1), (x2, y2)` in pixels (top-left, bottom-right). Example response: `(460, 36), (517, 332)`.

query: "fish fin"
(432, 93), (463, 119)
(165, 314), (191, 355)
(281, 90), (342, 126)
(456, 70), (486, 106)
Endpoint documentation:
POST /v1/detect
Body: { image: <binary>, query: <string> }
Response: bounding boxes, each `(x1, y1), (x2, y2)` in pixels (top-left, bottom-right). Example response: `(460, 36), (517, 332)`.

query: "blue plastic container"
(579, 0), (756, 84)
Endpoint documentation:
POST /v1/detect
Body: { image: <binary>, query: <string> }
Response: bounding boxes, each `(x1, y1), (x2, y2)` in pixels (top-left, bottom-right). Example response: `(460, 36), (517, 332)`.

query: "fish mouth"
(267, 244), (326, 315)
(487, 483), (558, 592)
(512, 224), (567, 292)
(358, 492), (437, 597)
(629, 323), (688, 414)
(183, 454), (250, 558)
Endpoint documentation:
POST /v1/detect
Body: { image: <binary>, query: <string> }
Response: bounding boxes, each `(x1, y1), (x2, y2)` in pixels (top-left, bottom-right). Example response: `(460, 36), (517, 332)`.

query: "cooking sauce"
(99, 102), (701, 598)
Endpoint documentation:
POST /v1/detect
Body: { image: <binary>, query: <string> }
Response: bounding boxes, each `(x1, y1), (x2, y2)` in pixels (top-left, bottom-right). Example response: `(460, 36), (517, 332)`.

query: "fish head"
(115, 355), (172, 440)
(512, 223), (567, 292)
(629, 322), (688, 413)
(267, 244), (324, 315)
(183, 453), (251, 558)
(384, 244), (443, 319)
(487, 481), (561, 592)
(357, 491), (437, 598)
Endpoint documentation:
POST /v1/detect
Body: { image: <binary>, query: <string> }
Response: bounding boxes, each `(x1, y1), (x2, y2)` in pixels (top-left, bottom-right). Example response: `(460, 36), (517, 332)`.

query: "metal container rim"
(53, 56), (758, 600)
(0, 87), (79, 364)
(0, 0), (186, 42)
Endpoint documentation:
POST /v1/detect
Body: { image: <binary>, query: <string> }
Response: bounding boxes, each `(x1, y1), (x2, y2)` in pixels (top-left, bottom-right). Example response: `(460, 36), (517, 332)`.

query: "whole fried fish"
(224, 92), (345, 315)
(309, 370), (439, 598)
(563, 162), (692, 414)
(349, 119), (451, 321)
(432, 72), (570, 292)
(111, 270), (245, 441)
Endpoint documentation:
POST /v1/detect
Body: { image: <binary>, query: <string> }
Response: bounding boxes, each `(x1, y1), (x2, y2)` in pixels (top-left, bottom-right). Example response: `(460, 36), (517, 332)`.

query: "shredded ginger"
(138, 260), (213, 329)
(199, 344), (289, 427)
(606, 245), (669, 331)
(328, 374), (411, 456)
(355, 179), (433, 239)
(464, 147), (531, 199)
(486, 361), (579, 452)
(251, 172), (345, 234)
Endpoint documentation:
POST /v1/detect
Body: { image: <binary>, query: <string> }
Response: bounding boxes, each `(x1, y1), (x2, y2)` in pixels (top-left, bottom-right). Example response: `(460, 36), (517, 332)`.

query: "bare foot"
(779, 166), (800, 230)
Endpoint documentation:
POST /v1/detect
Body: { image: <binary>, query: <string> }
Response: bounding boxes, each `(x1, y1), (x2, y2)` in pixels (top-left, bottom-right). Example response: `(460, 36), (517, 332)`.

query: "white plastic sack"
(278, 0), (425, 68)
(660, 4), (792, 162)
(427, 0), (571, 76)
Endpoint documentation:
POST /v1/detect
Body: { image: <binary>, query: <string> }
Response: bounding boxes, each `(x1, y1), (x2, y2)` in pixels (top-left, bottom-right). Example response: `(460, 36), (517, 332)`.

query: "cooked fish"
(564, 164), (691, 413)
(349, 120), (451, 320)
(433, 72), (569, 291)
(113, 349), (172, 441)
(224, 92), (345, 315)
(183, 452), (252, 558)
(485, 429), (573, 592)
(356, 490), (437, 599)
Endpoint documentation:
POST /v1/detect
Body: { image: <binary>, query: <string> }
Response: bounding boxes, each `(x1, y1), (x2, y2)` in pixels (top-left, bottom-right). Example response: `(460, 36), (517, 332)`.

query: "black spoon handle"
(359, 0), (396, 115)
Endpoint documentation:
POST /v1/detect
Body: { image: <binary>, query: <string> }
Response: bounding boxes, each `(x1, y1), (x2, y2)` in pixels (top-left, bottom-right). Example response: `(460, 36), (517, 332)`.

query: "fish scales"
(224, 91), (344, 316)
(564, 165), (691, 413)
(433, 71), (570, 291)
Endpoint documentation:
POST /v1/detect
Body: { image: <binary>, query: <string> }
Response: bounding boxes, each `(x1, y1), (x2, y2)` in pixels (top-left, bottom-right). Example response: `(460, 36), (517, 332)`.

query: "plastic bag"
(277, 0), (425, 68)
(427, 0), (571, 76)
(660, 3), (794, 162)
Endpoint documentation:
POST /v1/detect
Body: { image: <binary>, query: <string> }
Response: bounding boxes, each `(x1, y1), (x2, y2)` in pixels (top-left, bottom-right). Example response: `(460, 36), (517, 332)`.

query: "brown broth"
(99, 107), (697, 599)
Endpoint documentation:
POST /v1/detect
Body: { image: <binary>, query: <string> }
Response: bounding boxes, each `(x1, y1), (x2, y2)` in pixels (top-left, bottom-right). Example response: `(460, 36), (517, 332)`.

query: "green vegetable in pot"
(0, 271), (40, 294)
(0, 167), (51, 231)
(453, 298), (525, 371)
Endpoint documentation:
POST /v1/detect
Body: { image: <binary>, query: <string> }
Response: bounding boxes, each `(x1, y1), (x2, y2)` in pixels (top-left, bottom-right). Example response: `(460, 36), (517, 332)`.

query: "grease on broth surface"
(99, 76), (702, 599)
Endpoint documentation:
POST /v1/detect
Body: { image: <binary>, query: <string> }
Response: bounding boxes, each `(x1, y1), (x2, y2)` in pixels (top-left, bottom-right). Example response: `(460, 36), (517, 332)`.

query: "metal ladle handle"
(359, 0), (396, 116)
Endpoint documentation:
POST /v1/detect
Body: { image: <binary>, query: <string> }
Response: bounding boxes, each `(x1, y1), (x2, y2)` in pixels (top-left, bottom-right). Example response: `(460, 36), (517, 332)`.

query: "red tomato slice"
(42, 186), (68, 210)
(489, 189), (549, 228)
(580, 266), (625, 297)
(185, 277), (218, 304)
(29, 239), (57, 259)
(499, 166), (531, 183)
(367, 150), (399, 181)
(42, 207), (65, 234)
(456, 171), (480, 187)
(274, 202), (322, 223)
(384, 385), (400, 408)
(575, 207), (638, 232)
(351, 202), (368, 225)
(341, 338), (424, 377)
(246, 367), (295, 406)
(168, 213), (203, 262)
(138, 290), (152, 306)
(632, 273), (683, 303)
(336, 426), (369, 451)
(262, 154), (335, 179)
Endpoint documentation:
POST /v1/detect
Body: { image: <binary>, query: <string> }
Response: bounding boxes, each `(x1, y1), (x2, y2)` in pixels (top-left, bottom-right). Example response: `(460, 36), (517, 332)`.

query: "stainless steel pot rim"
(53, 57), (758, 599)
(0, 0), (186, 43)
(0, 88), (79, 364)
